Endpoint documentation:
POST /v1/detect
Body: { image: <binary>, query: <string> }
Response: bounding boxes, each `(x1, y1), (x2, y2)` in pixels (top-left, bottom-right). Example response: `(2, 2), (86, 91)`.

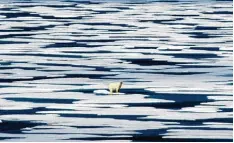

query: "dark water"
(0, 0), (233, 141)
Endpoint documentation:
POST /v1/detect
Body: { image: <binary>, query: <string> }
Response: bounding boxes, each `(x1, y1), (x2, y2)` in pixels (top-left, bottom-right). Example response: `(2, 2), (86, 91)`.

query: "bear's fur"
(108, 82), (123, 94)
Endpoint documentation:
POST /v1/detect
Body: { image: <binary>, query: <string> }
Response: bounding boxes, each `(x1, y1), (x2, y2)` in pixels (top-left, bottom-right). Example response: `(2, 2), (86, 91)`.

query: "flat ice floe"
(0, 0), (232, 142)
(93, 89), (127, 95)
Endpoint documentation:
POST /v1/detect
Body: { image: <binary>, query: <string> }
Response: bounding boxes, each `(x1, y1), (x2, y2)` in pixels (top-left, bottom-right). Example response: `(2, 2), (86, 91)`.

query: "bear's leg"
(117, 83), (122, 93)
(109, 87), (113, 95)
(112, 89), (116, 94)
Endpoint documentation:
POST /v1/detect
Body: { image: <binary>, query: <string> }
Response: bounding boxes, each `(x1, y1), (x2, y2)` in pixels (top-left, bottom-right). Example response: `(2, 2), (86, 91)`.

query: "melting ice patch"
(0, 0), (232, 142)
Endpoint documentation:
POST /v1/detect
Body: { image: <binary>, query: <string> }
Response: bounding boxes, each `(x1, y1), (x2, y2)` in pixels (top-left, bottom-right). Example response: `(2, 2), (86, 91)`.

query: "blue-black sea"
(0, 0), (233, 142)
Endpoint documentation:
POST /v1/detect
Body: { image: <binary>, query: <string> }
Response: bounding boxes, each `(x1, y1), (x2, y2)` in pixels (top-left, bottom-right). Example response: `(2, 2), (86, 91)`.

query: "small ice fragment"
(93, 90), (110, 95)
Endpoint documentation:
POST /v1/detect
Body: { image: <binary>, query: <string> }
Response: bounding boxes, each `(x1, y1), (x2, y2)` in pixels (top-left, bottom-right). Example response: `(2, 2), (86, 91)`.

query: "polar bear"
(108, 82), (123, 94)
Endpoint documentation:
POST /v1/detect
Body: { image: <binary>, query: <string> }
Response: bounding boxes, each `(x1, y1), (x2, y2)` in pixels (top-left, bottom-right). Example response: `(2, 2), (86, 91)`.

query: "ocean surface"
(0, 0), (233, 142)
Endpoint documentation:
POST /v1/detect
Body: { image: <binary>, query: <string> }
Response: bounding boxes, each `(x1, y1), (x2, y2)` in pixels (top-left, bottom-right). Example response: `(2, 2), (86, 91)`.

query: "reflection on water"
(0, 0), (233, 141)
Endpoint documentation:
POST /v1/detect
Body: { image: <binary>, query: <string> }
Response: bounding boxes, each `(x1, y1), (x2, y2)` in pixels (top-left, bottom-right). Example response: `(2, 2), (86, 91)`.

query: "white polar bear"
(108, 82), (123, 94)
